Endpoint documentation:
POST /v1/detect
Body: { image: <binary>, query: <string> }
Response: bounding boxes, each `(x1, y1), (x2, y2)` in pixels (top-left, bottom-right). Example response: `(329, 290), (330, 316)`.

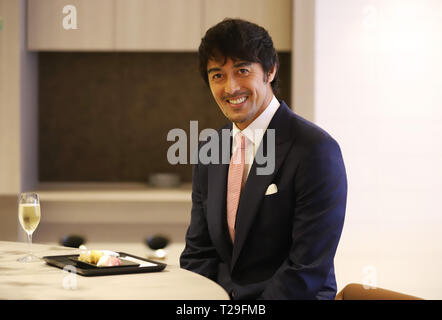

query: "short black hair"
(198, 18), (280, 93)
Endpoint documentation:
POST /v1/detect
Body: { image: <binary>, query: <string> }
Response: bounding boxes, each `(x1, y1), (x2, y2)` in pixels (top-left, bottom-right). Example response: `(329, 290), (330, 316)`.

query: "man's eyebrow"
(207, 62), (251, 74)
(207, 67), (222, 74)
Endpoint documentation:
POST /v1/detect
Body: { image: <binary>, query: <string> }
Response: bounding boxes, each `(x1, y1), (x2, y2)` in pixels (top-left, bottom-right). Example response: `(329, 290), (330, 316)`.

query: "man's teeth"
(228, 97), (247, 105)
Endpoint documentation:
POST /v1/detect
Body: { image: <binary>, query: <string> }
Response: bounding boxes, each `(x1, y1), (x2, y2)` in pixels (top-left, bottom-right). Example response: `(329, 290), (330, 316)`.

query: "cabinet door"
(0, 0), (21, 194)
(115, 0), (203, 51)
(203, 0), (292, 51)
(27, 0), (115, 50)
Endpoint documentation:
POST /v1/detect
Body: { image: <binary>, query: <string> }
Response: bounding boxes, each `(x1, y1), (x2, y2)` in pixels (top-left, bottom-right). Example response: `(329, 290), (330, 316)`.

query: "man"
(180, 18), (347, 300)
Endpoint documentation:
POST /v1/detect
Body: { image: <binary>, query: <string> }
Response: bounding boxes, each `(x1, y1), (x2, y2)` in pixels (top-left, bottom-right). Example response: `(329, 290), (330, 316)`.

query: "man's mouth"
(226, 96), (248, 106)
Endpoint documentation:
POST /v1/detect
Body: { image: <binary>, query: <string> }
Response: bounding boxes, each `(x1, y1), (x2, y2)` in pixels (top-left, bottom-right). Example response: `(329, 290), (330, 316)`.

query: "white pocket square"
(265, 183), (278, 195)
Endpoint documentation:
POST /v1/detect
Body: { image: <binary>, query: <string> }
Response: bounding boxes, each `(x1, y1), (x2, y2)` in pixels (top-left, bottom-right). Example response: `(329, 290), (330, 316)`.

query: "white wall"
(0, 0), (39, 241)
(314, 0), (442, 299)
(292, 0), (315, 121)
(20, 0), (39, 194)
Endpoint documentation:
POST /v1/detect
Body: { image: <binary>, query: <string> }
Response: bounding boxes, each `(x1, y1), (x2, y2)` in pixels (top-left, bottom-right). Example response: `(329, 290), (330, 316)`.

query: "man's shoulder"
(293, 113), (334, 143)
(280, 102), (342, 156)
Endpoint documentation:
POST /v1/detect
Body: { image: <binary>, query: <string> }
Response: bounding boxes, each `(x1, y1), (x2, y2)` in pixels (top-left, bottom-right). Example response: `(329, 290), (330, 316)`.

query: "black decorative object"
(60, 234), (86, 248)
(145, 235), (169, 250)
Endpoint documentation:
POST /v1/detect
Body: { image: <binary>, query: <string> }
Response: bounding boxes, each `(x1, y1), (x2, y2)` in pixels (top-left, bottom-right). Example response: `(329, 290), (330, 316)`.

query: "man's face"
(207, 57), (276, 130)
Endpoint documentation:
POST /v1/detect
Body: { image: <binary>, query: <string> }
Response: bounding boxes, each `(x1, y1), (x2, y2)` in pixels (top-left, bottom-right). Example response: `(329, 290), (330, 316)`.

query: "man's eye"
(239, 69), (250, 75)
(212, 73), (222, 80)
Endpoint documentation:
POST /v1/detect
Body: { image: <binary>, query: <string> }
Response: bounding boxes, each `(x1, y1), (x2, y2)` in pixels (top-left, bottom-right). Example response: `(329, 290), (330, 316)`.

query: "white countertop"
(0, 241), (228, 300)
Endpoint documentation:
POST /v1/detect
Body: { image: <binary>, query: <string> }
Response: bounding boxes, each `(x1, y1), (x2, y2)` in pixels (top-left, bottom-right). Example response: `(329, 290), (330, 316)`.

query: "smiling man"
(206, 58), (276, 129)
(180, 18), (348, 300)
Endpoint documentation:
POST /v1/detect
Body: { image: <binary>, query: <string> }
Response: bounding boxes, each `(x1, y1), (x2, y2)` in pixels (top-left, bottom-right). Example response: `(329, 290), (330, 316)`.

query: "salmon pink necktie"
(227, 133), (246, 243)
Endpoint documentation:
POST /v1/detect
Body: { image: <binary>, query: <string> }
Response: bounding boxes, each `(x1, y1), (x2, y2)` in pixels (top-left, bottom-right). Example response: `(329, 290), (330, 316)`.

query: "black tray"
(43, 252), (166, 277)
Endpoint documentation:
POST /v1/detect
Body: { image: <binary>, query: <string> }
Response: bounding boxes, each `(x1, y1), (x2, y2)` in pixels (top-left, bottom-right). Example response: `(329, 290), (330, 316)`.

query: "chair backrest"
(335, 283), (423, 300)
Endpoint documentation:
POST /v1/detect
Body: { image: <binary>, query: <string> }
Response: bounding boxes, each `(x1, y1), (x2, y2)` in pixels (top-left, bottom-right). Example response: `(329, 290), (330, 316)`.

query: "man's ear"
(267, 64), (277, 83)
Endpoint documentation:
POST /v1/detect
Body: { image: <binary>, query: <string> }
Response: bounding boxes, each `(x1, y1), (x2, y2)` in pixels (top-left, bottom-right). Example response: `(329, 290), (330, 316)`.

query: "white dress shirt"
(231, 95), (280, 186)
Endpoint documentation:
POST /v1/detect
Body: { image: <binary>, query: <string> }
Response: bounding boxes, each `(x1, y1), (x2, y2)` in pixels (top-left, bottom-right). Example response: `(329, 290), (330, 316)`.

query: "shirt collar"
(232, 95), (280, 147)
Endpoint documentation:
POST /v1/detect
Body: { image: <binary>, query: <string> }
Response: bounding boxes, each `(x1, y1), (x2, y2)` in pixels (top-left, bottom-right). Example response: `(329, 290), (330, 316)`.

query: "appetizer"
(78, 250), (121, 266)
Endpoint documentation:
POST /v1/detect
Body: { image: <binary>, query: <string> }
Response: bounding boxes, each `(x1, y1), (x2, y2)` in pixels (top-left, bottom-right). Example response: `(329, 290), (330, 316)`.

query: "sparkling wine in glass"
(17, 192), (41, 262)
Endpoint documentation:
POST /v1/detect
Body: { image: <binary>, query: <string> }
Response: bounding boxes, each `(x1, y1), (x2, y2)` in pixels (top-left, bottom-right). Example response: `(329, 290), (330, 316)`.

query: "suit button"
(230, 290), (235, 299)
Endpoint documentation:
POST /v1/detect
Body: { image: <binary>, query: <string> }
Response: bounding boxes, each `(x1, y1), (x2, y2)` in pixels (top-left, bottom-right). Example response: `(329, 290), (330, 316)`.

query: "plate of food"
(43, 250), (166, 276)
(68, 250), (140, 268)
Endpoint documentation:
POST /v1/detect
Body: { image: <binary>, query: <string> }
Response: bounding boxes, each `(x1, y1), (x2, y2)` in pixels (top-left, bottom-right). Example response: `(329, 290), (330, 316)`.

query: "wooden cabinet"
(0, 0), (21, 194)
(203, 0), (292, 51)
(27, 0), (292, 51)
(27, 0), (115, 50)
(115, 0), (203, 51)
(27, 0), (202, 51)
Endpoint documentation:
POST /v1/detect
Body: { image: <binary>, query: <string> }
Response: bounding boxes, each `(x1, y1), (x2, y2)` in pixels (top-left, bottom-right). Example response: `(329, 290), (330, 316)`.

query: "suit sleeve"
(258, 137), (347, 299)
(179, 163), (221, 281)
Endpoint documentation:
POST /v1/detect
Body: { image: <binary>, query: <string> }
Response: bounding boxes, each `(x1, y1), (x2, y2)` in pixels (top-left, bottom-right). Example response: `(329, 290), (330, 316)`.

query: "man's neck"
(235, 92), (275, 131)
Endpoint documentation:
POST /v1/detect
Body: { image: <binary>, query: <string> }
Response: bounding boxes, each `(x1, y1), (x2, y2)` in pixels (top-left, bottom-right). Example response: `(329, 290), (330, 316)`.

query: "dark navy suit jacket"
(180, 101), (347, 299)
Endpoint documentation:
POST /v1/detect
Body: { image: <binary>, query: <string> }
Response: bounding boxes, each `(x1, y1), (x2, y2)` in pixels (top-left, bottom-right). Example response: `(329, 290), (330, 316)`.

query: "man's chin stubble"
(220, 105), (254, 126)
(229, 115), (255, 129)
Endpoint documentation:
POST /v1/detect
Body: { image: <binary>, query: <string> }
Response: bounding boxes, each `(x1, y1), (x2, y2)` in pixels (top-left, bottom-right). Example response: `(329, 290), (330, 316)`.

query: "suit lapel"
(231, 102), (295, 269)
(206, 124), (233, 263)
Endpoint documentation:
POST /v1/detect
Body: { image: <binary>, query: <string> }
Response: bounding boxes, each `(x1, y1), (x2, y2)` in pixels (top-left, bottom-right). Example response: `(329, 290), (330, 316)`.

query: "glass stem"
(27, 232), (33, 256)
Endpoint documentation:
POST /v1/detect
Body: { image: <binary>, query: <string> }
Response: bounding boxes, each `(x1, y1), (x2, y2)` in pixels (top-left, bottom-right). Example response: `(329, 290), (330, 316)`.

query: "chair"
(335, 283), (423, 300)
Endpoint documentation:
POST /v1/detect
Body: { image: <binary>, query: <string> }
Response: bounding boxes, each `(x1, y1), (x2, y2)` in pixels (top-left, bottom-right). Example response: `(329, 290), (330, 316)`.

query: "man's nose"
(224, 76), (240, 95)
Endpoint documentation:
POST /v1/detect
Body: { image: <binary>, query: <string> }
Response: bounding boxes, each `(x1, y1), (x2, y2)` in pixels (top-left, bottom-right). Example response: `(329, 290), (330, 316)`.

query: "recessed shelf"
(35, 182), (192, 202)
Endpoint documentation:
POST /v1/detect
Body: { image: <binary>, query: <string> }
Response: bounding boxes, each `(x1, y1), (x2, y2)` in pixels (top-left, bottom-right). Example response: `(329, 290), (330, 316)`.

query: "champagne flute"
(17, 192), (41, 262)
